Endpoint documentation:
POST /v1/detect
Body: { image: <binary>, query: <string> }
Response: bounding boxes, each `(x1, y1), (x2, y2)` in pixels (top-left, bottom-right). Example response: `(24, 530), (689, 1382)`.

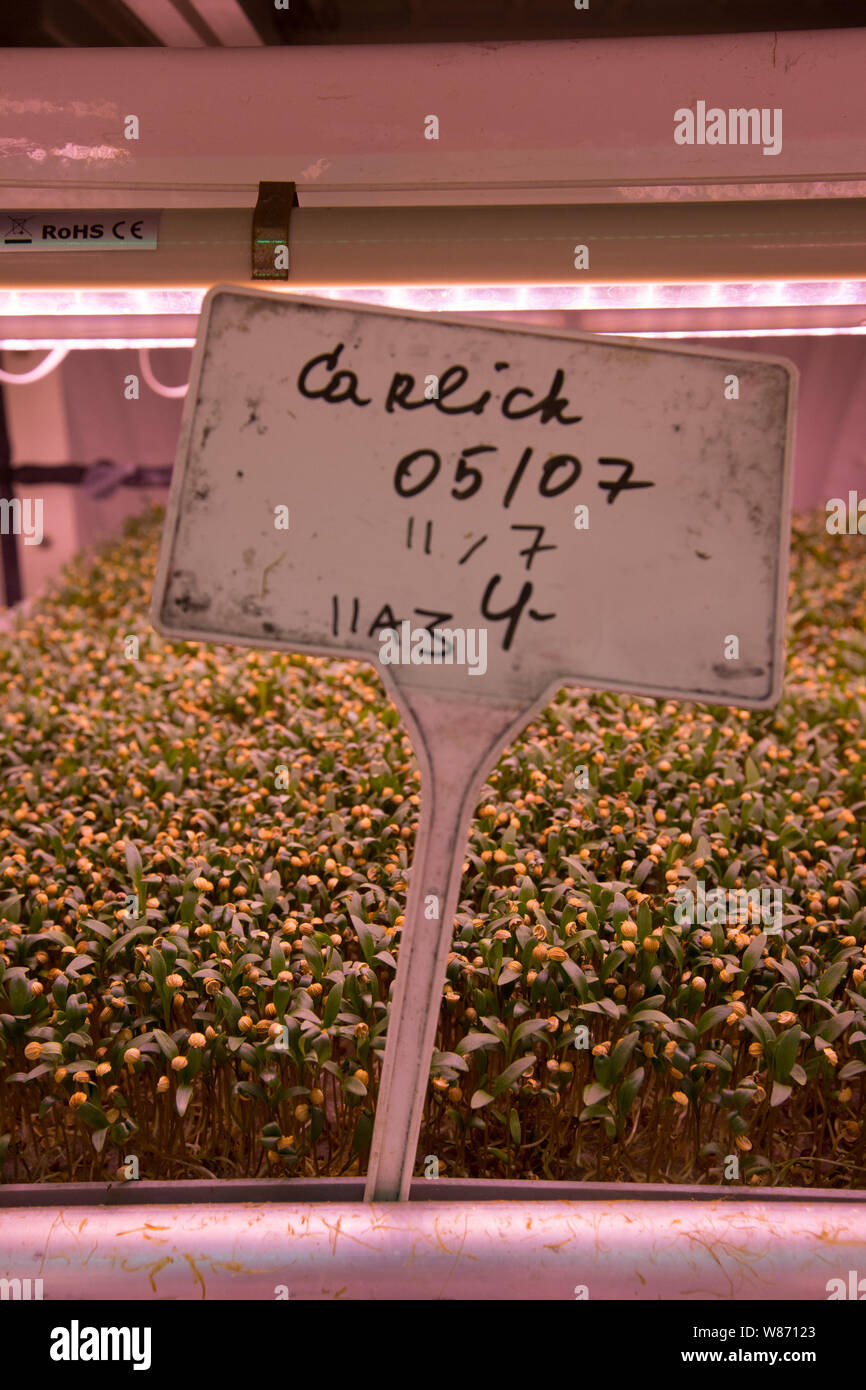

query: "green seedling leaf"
(456, 1032), (502, 1056)
(470, 1088), (495, 1110)
(430, 1050), (468, 1074)
(124, 842), (143, 887)
(76, 1102), (110, 1130)
(697, 1005), (733, 1036)
(617, 1066), (645, 1118)
(322, 979), (343, 1028)
(490, 1055), (537, 1096)
(817, 960), (848, 1000)
(509, 1109), (521, 1146)
(744, 1010), (775, 1048)
(628, 1008), (671, 1026)
(773, 1025), (802, 1080)
(816, 1010), (857, 1043)
(609, 1031), (640, 1082)
(479, 1015), (509, 1044)
(512, 1018), (552, 1047)
(662, 927), (683, 969)
(105, 923), (155, 961)
(175, 1084), (193, 1117)
(350, 917), (376, 966)
(151, 1029), (179, 1061)
(352, 1109), (374, 1155)
(740, 933), (768, 977)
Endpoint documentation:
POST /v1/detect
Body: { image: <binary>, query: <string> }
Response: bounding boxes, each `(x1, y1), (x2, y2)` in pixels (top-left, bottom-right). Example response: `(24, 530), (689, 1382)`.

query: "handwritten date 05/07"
(394, 444), (654, 509)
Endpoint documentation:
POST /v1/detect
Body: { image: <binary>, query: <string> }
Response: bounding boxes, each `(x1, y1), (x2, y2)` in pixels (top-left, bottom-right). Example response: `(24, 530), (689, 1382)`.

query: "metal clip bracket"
(251, 181), (298, 281)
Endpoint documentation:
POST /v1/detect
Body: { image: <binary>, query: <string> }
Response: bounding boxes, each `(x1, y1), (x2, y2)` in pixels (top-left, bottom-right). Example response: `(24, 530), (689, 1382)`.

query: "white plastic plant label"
(153, 287), (795, 709)
(151, 286), (796, 1201)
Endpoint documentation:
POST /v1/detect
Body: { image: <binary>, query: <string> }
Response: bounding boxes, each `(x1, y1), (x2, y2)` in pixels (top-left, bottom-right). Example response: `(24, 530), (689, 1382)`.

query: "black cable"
(0, 387), (23, 606)
(9, 463), (173, 488)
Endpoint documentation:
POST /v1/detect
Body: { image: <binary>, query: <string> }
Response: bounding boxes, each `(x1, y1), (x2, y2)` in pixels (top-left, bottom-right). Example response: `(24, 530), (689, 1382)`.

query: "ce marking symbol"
(112, 219), (144, 240)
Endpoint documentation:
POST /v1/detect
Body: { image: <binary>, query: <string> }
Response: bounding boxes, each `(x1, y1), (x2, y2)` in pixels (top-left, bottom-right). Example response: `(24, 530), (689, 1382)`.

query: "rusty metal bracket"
(251, 181), (298, 281)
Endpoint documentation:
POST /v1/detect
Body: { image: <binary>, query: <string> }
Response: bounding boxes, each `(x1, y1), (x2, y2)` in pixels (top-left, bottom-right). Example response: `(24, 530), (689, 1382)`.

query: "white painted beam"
(0, 32), (863, 208)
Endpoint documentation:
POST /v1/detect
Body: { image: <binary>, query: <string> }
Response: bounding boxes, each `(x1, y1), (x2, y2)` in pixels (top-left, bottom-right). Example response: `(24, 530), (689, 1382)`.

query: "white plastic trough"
(1, 1180), (864, 1300)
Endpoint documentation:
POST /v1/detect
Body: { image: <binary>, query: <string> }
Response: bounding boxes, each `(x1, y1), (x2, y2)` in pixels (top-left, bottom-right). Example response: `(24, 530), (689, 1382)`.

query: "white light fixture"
(0, 339), (197, 351)
(0, 346), (70, 384)
(623, 327), (866, 338)
(1, 282), (864, 346)
(119, 0), (209, 46)
(186, 0), (262, 46)
(137, 347), (188, 397)
(3, 282), (865, 312)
